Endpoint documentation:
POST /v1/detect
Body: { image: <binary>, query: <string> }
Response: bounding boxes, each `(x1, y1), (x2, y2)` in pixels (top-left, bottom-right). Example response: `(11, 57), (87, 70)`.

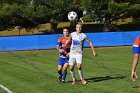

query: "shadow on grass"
(86, 76), (126, 83)
(132, 85), (140, 91)
(67, 76), (126, 83)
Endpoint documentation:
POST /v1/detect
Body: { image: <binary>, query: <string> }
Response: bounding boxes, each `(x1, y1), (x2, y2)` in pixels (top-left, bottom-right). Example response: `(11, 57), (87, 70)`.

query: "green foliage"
(0, 0), (140, 30)
(46, 0), (74, 21)
(108, 1), (129, 14)
(128, 4), (140, 16)
(83, 14), (92, 19)
(0, 2), (49, 29)
(0, 3), (13, 17)
(81, 0), (92, 12)
(0, 3), (16, 27)
(81, 0), (109, 13)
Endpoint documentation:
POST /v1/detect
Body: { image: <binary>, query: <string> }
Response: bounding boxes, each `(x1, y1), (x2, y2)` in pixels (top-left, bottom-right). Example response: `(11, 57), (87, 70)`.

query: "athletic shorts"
(133, 46), (140, 54)
(58, 57), (69, 66)
(69, 54), (82, 65)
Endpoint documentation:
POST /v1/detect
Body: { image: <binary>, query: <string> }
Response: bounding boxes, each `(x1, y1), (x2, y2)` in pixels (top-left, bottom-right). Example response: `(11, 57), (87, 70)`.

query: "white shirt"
(70, 32), (87, 56)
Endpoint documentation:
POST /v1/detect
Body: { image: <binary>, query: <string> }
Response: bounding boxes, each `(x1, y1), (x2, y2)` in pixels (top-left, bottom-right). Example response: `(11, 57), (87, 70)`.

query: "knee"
(134, 54), (139, 59)
(78, 67), (82, 70)
(70, 68), (74, 71)
(58, 69), (61, 72)
(57, 67), (62, 71)
(62, 68), (67, 71)
(70, 65), (74, 71)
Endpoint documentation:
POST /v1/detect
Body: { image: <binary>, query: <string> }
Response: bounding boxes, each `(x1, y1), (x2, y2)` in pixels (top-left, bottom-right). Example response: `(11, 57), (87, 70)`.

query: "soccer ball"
(67, 11), (78, 21)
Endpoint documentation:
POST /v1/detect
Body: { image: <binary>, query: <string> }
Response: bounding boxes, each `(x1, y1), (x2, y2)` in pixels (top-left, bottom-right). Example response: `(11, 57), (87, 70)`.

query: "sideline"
(0, 84), (13, 93)
(0, 46), (132, 53)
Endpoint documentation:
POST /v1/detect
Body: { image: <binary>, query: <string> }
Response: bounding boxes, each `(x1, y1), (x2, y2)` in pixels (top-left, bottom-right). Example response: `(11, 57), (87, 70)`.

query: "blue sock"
(58, 70), (62, 76)
(62, 71), (67, 81)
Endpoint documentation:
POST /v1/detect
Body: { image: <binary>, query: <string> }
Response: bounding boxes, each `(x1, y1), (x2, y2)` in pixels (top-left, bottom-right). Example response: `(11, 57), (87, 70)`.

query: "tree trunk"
(50, 19), (58, 34)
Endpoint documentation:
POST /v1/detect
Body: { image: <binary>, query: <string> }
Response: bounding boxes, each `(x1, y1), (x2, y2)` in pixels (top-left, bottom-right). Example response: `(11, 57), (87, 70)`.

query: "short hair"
(63, 27), (69, 31)
(76, 24), (82, 27)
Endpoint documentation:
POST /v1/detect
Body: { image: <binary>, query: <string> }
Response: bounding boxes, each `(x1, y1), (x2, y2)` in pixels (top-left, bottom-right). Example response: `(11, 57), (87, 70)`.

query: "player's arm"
(132, 59), (138, 71)
(56, 45), (63, 53)
(131, 54), (139, 81)
(56, 40), (64, 53)
(86, 38), (97, 56)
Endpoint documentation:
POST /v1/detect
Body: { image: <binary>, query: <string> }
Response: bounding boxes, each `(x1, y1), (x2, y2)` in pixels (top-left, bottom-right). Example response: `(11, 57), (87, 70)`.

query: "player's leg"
(57, 57), (63, 82)
(70, 65), (76, 85)
(69, 57), (76, 84)
(76, 63), (83, 79)
(133, 54), (139, 66)
(76, 56), (86, 85)
(57, 65), (62, 82)
(132, 54), (139, 81)
(76, 55), (83, 79)
(132, 46), (140, 81)
(61, 58), (69, 82)
(61, 62), (69, 82)
(76, 63), (86, 85)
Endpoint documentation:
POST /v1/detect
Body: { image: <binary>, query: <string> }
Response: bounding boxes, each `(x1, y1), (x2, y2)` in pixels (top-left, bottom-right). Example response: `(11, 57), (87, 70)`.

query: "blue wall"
(84, 31), (139, 47)
(0, 31), (139, 51)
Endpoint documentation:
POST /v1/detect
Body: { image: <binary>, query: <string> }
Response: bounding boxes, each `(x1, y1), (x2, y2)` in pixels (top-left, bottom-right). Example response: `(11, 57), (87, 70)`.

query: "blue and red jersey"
(133, 36), (140, 54)
(57, 36), (71, 58)
(133, 36), (140, 47)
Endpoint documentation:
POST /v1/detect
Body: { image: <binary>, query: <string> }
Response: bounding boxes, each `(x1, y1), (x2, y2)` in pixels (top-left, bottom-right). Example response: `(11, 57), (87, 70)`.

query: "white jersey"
(70, 32), (87, 56)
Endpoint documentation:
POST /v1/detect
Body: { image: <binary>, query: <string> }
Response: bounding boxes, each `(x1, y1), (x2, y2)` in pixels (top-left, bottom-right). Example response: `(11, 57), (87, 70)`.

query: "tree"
(44, 0), (79, 33)
(128, 4), (140, 17)
(108, 1), (129, 14)
(80, 0), (109, 13)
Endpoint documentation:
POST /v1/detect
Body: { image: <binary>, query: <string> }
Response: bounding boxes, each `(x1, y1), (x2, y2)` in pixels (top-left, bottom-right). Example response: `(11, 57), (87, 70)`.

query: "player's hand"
(132, 71), (138, 81)
(59, 49), (64, 53)
(93, 51), (97, 57)
(66, 53), (70, 57)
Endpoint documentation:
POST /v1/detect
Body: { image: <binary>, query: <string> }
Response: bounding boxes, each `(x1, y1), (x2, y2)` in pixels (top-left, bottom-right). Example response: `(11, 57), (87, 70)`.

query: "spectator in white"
(83, 10), (87, 17)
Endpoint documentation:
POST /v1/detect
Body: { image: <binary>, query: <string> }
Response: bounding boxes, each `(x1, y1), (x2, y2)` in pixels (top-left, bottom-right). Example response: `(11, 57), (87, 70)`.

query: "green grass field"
(0, 47), (140, 93)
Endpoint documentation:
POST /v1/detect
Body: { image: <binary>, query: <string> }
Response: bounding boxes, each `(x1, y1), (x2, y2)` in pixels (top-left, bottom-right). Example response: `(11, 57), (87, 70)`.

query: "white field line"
(0, 84), (13, 93)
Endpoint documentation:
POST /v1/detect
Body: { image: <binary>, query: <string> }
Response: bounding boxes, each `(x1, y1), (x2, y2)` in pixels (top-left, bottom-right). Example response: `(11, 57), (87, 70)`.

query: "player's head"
(63, 27), (69, 36)
(76, 24), (82, 33)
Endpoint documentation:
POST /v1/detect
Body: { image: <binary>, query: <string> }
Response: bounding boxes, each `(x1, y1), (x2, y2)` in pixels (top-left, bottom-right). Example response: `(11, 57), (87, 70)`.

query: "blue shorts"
(133, 46), (140, 54)
(58, 57), (69, 66)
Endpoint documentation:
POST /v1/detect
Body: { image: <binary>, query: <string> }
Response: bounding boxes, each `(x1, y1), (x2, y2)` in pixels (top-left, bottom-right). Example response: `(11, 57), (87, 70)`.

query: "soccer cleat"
(61, 80), (65, 83)
(58, 75), (62, 82)
(81, 79), (86, 85)
(72, 78), (76, 85)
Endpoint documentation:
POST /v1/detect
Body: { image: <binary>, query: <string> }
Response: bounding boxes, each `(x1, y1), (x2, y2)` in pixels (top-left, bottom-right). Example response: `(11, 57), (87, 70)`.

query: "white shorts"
(69, 54), (82, 65)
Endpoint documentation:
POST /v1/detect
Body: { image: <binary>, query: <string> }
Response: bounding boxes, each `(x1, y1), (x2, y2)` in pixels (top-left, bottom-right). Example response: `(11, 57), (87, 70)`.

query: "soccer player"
(67, 24), (97, 85)
(56, 28), (71, 83)
(132, 36), (140, 81)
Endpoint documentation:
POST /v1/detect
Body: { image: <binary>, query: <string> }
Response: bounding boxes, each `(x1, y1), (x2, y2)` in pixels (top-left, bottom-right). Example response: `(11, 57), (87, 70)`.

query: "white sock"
(78, 69), (83, 79)
(70, 71), (75, 79)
